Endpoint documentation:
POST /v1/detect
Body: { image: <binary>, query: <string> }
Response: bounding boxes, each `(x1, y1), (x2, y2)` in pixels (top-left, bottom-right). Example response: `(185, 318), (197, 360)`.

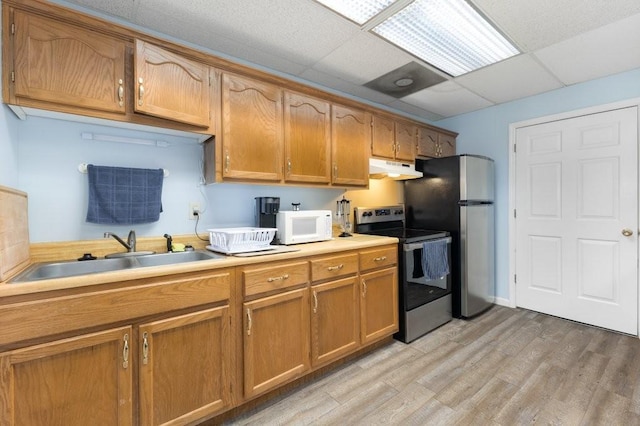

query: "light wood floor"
(224, 305), (640, 425)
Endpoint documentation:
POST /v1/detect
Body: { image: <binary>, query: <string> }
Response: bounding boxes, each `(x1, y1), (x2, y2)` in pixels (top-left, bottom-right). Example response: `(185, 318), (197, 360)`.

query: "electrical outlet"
(189, 202), (201, 220)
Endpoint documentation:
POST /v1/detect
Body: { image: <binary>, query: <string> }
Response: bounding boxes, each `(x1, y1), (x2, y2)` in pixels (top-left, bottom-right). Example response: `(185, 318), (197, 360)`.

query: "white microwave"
(276, 210), (333, 245)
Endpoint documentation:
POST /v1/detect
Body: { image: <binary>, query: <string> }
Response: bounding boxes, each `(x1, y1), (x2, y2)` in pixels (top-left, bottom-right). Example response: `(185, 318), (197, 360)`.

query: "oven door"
(402, 237), (452, 311)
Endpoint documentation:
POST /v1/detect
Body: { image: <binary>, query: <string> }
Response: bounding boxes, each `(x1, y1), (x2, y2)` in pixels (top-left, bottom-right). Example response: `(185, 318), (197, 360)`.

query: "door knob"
(622, 228), (633, 237)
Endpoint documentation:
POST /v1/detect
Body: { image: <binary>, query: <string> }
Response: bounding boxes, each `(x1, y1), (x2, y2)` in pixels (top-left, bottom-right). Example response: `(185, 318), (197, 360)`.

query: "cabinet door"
(395, 121), (417, 162)
(222, 73), (283, 181)
(360, 267), (399, 345)
(284, 91), (331, 184)
(438, 133), (456, 157)
(138, 306), (231, 426)
(371, 114), (395, 159)
(12, 10), (126, 114)
(331, 105), (370, 187)
(134, 40), (211, 127)
(311, 277), (359, 366)
(416, 126), (439, 158)
(0, 326), (133, 426)
(243, 288), (310, 398)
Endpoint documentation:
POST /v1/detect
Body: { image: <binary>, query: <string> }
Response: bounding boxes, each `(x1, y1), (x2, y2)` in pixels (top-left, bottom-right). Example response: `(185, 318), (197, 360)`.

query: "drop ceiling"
(54, 0), (640, 121)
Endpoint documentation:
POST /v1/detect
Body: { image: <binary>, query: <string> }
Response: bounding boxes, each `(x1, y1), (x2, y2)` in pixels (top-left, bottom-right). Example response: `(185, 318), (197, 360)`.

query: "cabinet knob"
(622, 228), (634, 237)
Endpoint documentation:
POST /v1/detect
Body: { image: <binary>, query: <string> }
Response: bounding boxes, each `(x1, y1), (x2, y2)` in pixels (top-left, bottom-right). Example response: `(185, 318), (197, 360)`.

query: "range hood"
(369, 158), (423, 180)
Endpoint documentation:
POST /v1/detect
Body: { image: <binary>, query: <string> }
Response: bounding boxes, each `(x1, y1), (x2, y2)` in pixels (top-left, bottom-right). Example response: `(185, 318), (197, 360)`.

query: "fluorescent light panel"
(316, 0), (395, 25)
(317, 0), (519, 77)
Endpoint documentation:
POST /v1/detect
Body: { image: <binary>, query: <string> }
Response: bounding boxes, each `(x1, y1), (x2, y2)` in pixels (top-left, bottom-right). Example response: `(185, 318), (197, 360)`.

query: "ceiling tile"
(455, 54), (563, 103)
(534, 13), (640, 85)
(311, 32), (418, 85)
(387, 100), (444, 122)
(402, 81), (494, 117)
(299, 68), (398, 105)
(135, 0), (360, 67)
(472, 0), (640, 51)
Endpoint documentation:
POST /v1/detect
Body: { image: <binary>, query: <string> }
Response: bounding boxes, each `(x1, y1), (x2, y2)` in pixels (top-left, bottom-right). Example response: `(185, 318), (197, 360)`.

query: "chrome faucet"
(104, 230), (137, 252)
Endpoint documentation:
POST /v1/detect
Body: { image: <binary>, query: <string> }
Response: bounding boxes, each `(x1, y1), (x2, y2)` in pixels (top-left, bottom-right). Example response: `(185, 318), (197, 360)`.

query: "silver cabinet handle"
(267, 274), (289, 282)
(327, 264), (344, 271)
(373, 256), (387, 262)
(246, 308), (252, 336)
(362, 279), (367, 298)
(312, 290), (318, 314)
(142, 332), (149, 365)
(122, 333), (129, 369)
(622, 229), (633, 237)
(117, 79), (124, 107)
(138, 77), (144, 106)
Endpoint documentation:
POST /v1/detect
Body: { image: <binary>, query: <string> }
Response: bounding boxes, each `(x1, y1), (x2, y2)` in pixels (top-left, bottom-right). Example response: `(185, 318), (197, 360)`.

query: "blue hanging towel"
(86, 164), (164, 225)
(421, 238), (450, 281)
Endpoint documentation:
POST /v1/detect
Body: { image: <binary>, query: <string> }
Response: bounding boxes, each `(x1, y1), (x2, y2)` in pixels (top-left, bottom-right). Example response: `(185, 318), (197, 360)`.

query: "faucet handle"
(163, 234), (173, 252)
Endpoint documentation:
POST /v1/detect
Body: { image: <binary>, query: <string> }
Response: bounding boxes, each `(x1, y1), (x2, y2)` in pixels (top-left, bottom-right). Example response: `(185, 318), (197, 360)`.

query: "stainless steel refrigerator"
(404, 155), (495, 318)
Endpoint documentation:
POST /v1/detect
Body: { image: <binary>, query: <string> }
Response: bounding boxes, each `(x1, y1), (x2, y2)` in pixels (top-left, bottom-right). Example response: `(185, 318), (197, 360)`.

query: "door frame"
(508, 98), (640, 333)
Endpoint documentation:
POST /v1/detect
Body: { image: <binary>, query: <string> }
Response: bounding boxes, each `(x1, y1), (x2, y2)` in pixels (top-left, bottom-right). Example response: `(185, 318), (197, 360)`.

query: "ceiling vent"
(363, 61), (446, 98)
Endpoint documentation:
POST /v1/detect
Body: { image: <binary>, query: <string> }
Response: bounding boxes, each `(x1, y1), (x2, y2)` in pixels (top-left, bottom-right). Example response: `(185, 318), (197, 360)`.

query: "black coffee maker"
(255, 196), (280, 228)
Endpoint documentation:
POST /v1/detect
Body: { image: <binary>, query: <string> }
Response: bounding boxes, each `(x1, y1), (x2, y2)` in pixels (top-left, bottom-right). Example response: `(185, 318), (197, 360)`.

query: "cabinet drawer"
(243, 261), (309, 297)
(359, 246), (397, 271)
(310, 253), (358, 283)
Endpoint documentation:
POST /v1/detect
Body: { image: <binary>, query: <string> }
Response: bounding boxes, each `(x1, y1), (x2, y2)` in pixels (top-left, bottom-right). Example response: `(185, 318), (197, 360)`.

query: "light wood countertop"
(0, 234), (397, 298)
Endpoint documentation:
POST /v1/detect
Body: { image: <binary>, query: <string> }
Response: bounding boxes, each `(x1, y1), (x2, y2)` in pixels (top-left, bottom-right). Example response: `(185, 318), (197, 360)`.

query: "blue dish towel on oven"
(86, 164), (164, 225)
(421, 239), (450, 281)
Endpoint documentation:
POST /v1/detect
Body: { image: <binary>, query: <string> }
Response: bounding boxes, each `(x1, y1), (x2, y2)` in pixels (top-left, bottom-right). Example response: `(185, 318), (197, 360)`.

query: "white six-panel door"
(515, 107), (638, 334)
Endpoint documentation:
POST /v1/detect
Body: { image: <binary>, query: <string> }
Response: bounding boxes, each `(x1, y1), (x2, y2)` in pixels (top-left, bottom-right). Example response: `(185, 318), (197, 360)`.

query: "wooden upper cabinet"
(372, 115), (416, 162)
(417, 126), (438, 158)
(134, 40), (211, 127)
(11, 10), (126, 114)
(417, 126), (456, 158)
(439, 133), (456, 157)
(395, 120), (417, 161)
(221, 73), (283, 181)
(138, 307), (231, 425)
(332, 104), (370, 187)
(0, 326), (133, 425)
(371, 114), (395, 159)
(283, 91), (331, 184)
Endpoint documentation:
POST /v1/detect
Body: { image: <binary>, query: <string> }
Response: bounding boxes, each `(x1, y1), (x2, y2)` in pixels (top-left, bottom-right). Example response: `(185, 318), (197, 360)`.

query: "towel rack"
(78, 163), (169, 177)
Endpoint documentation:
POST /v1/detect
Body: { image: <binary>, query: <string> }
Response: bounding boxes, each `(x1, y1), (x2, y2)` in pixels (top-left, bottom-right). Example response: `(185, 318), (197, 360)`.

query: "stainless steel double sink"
(9, 250), (225, 283)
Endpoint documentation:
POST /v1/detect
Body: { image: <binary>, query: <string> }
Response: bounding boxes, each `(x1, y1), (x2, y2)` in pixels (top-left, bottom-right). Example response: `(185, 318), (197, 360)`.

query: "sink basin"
(10, 257), (137, 282)
(9, 250), (224, 283)
(105, 250), (156, 259)
(135, 251), (224, 267)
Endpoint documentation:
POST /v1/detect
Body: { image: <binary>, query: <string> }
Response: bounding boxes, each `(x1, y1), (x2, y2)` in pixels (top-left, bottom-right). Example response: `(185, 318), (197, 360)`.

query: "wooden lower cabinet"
(311, 277), (359, 366)
(243, 287), (310, 398)
(360, 267), (399, 344)
(139, 306), (231, 426)
(0, 326), (134, 426)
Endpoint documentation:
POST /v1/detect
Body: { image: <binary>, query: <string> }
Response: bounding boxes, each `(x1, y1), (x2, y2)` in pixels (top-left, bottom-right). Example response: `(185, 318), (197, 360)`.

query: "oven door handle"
(403, 237), (452, 251)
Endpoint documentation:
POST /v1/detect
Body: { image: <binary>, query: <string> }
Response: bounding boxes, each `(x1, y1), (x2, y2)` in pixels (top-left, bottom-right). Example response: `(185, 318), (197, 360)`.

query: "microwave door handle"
(404, 237), (452, 251)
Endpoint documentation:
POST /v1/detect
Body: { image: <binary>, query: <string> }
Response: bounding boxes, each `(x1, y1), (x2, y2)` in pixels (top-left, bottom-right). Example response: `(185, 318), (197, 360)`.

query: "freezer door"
(460, 155), (494, 201)
(460, 203), (495, 316)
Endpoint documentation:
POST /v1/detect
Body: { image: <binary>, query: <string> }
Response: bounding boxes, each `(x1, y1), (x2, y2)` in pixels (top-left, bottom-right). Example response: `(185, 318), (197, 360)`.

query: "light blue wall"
(15, 115), (345, 242)
(437, 68), (640, 302)
(0, 105), (20, 187)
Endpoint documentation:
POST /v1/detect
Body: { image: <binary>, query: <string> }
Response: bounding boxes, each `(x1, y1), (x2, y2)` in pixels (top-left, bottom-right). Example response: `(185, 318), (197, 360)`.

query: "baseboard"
(495, 296), (514, 308)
